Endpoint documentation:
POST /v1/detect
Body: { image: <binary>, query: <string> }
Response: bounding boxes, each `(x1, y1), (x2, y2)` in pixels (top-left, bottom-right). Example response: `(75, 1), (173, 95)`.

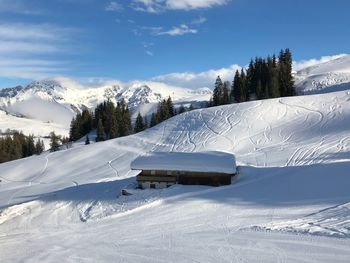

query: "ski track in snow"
(4, 152), (54, 206)
(108, 153), (125, 177)
(1, 90), (350, 262)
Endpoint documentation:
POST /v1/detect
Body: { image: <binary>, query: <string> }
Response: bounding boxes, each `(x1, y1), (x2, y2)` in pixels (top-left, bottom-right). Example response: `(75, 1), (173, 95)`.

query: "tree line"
(131, 97), (193, 133)
(69, 99), (133, 142)
(132, 97), (193, 133)
(210, 49), (295, 106)
(69, 96), (194, 143)
(0, 131), (45, 164)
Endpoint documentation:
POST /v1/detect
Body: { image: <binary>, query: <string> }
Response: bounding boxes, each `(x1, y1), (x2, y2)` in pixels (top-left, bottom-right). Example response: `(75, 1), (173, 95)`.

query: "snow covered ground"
(295, 54), (350, 94)
(0, 89), (350, 262)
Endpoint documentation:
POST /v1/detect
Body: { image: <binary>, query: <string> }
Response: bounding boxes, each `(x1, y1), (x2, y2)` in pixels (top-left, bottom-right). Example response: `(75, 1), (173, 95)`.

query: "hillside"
(295, 54), (350, 94)
(0, 89), (349, 262)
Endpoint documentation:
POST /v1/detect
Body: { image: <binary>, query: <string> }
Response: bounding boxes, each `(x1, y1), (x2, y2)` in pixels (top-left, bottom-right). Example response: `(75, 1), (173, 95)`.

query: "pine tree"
(115, 101), (122, 136)
(96, 118), (105, 142)
(120, 105), (132, 136)
(178, 104), (185, 114)
(246, 59), (255, 99)
(240, 69), (249, 102)
(150, 112), (159, 127)
(0, 138), (6, 163)
(233, 70), (241, 103)
(81, 110), (93, 135)
(278, 49), (295, 97)
(283, 48), (295, 96)
(268, 55), (280, 98)
(157, 99), (168, 122)
(208, 97), (214, 107)
(35, 139), (45, 154)
(10, 134), (22, 160)
(213, 76), (223, 106)
(0, 132), (46, 163)
(49, 131), (61, 152)
(222, 81), (230, 105)
(109, 115), (118, 139)
(134, 112), (146, 133)
(25, 135), (36, 157)
(105, 100), (116, 139)
(85, 135), (90, 145)
(189, 104), (194, 111)
(166, 97), (175, 117)
(144, 116), (149, 130)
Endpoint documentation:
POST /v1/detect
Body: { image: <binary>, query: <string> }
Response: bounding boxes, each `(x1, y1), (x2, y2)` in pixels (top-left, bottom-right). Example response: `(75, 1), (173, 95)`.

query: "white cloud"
(40, 64), (241, 91)
(132, 0), (229, 13)
(192, 17), (207, 25)
(0, 63), (71, 80)
(142, 42), (154, 56)
(152, 64), (241, 89)
(0, 23), (76, 80)
(0, 23), (74, 45)
(155, 24), (197, 36)
(105, 1), (123, 12)
(293, 54), (347, 72)
(142, 42), (154, 48)
(142, 24), (197, 36)
(145, 50), (154, 56)
(0, 41), (61, 53)
(131, 0), (163, 13)
(166, 0), (229, 10)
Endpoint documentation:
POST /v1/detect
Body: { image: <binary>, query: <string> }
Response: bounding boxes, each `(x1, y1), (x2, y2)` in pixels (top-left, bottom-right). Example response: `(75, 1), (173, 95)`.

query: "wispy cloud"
(152, 64), (241, 89)
(131, 0), (163, 13)
(105, 1), (123, 12)
(0, 0), (42, 15)
(142, 24), (197, 36)
(142, 42), (154, 56)
(0, 23), (74, 41)
(0, 23), (77, 80)
(192, 17), (207, 25)
(166, 0), (229, 10)
(145, 50), (154, 56)
(132, 0), (229, 13)
(0, 41), (61, 53)
(156, 24), (197, 36)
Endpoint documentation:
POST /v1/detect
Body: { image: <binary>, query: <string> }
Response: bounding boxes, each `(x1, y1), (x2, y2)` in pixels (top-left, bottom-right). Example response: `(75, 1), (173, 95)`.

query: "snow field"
(0, 90), (350, 262)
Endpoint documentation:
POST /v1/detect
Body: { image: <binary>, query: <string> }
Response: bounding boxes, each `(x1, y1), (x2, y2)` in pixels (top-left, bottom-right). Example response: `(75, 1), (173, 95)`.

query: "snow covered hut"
(130, 151), (236, 189)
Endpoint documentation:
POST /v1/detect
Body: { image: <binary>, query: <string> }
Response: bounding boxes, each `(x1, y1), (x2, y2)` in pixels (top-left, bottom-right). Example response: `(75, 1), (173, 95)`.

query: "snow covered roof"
(131, 151), (236, 174)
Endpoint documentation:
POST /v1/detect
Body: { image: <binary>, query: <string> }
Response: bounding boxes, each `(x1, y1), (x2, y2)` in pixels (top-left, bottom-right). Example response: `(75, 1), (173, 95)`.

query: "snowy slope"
(0, 78), (212, 138)
(0, 89), (350, 262)
(295, 54), (350, 94)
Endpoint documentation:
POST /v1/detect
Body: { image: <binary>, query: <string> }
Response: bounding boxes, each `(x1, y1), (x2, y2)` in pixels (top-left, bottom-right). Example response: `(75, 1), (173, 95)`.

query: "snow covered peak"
(25, 79), (64, 92)
(0, 86), (24, 98)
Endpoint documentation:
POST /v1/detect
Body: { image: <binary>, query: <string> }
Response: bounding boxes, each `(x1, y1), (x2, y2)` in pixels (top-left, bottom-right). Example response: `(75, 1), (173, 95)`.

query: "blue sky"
(0, 0), (350, 88)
